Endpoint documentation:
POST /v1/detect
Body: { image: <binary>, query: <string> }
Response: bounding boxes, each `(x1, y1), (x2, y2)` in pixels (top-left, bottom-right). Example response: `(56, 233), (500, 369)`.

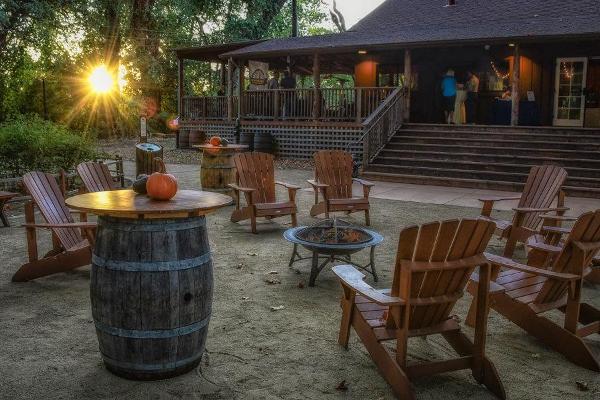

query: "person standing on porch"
(280, 70), (297, 117)
(268, 72), (280, 90)
(441, 69), (457, 124)
(465, 71), (480, 124)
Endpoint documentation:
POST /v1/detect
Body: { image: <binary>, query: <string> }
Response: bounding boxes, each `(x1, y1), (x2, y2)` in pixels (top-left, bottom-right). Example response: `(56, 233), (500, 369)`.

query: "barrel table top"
(66, 189), (231, 219)
(193, 144), (248, 152)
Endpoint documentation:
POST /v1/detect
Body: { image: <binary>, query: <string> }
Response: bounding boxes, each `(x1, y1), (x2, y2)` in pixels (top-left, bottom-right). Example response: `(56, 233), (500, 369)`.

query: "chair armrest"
(478, 195), (521, 202)
(275, 181), (300, 191)
(307, 179), (328, 189)
(227, 183), (256, 193)
(484, 252), (580, 281)
(401, 254), (488, 272)
(23, 222), (97, 229)
(469, 271), (506, 294)
(332, 265), (405, 306)
(540, 214), (577, 222)
(526, 241), (562, 254)
(513, 206), (569, 214)
(352, 178), (375, 187)
(541, 226), (571, 235)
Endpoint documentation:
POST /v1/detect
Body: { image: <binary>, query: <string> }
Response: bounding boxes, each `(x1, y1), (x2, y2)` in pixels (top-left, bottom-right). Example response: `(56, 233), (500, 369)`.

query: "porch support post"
(312, 53), (321, 120)
(403, 49), (412, 121)
(227, 58), (234, 121)
(511, 44), (520, 126)
(356, 88), (362, 123)
(177, 58), (184, 118)
(219, 62), (226, 90)
(238, 60), (245, 119)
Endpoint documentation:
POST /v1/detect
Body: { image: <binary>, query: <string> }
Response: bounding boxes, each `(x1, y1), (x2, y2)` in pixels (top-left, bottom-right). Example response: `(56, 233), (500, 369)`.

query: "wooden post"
(227, 58), (234, 121)
(511, 44), (520, 126)
(219, 62), (226, 91)
(238, 61), (245, 119)
(356, 87), (363, 123)
(403, 49), (412, 121)
(274, 89), (280, 119)
(312, 53), (321, 120)
(177, 58), (184, 119)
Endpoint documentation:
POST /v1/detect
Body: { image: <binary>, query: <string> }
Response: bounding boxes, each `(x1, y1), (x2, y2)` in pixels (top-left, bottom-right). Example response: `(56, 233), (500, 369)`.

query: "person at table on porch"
(441, 69), (457, 124)
(280, 70), (297, 117)
(268, 72), (280, 90)
(465, 71), (480, 124)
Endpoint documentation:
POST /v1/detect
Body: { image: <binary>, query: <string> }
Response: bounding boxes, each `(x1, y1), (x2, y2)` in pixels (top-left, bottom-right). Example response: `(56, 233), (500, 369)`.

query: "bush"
(0, 115), (97, 177)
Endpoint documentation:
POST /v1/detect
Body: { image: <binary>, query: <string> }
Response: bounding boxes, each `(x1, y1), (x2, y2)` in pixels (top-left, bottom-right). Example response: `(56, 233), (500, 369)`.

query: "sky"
(334, 0), (386, 28)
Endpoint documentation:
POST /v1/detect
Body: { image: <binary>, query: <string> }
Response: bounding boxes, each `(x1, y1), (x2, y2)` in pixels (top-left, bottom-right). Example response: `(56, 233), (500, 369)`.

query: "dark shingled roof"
(221, 0), (600, 58)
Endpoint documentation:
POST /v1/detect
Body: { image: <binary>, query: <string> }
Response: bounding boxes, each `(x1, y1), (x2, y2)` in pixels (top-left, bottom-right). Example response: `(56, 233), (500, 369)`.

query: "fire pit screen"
(284, 218), (383, 287)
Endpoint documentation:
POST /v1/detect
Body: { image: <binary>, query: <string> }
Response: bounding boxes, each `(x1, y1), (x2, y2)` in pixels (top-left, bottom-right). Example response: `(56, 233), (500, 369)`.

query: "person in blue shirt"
(441, 69), (457, 124)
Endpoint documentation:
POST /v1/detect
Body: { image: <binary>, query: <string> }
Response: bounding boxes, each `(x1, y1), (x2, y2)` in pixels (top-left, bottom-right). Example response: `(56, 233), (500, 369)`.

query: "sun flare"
(89, 65), (114, 94)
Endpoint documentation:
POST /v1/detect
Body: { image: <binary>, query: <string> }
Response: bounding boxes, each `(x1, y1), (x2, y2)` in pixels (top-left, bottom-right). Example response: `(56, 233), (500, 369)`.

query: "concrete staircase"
(362, 123), (600, 198)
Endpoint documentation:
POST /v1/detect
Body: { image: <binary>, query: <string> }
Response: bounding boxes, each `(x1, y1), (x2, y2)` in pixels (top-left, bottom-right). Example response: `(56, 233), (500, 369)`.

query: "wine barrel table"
(194, 144), (248, 199)
(65, 189), (230, 380)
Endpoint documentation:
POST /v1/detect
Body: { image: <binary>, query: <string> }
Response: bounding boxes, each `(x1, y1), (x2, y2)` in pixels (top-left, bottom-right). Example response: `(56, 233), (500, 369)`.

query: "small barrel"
(178, 130), (190, 149)
(200, 148), (236, 197)
(239, 131), (254, 151)
(253, 132), (273, 154)
(189, 130), (206, 147)
(135, 143), (163, 177)
(91, 216), (213, 380)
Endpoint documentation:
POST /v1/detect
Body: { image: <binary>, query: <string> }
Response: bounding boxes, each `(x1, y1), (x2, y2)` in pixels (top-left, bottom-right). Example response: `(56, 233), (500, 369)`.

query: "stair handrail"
(352, 87), (404, 168)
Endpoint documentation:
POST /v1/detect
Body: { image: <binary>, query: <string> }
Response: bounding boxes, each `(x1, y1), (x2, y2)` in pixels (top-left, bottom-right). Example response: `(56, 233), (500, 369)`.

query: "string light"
(561, 63), (574, 80)
(490, 61), (509, 80)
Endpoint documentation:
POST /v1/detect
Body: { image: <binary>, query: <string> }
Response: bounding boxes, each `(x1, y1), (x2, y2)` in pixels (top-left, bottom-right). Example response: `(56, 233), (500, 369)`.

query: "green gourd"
(133, 174), (149, 194)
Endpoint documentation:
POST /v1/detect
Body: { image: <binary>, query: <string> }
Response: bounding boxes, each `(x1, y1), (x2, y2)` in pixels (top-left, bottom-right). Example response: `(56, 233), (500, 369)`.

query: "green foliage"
(0, 115), (97, 177)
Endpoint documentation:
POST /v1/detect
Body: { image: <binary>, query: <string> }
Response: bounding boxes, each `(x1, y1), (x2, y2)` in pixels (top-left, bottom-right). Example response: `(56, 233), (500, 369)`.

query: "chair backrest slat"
(77, 162), (116, 192)
(392, 218), (495, 330)
(23, 172), (81, 250)
(535, 210), (600, 304)
(314, 150), (353, 199)
(517, 165), (567, 230)
(233, 152), (276, 203)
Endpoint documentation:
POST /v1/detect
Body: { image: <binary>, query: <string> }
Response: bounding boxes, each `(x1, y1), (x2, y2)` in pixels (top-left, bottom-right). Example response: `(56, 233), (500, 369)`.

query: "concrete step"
(365, 164), (600, 188)
(376, 149), (600, 169)
(372, 156), (600, 179)
(389, 135), (600, 151)
(384, 142), (600, 159)
(396, 129), (599, 142)
(403, 123), (600, 136)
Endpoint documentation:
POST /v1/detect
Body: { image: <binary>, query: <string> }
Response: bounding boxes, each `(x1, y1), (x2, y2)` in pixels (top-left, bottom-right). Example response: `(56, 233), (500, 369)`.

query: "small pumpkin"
(146, 158), (178, 201)
(209, 136), (222, 146)
(133, 174), (149, 194)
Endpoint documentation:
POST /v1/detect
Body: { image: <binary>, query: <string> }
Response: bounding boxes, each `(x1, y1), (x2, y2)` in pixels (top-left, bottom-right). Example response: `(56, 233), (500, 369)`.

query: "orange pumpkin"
(209, 136), (222, 146)
(146, 158), (178, 200)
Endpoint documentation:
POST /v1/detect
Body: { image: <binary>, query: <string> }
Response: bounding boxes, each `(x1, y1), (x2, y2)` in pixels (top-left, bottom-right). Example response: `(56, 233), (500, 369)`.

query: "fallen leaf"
(236, 263), (244, 269)
(270, 305), (285, 311)
(247, 252), (258, 256)
(268, 270), (279, 274)
(336, 380), (349, 391)
(451, 314), (462, 323)
(575, 381), (589, 392)
(241, 296), (250, 301)
(298, 281), (305, 289)
(531, 353), (540, 359)
(265, 277), (281, 285)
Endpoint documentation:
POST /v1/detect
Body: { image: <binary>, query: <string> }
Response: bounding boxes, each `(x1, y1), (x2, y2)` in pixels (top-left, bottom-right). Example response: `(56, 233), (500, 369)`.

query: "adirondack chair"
(76, 161), (117, 192)
(333, 219), (505, 399)
(228, 152), (299, 234)
(308, 150), (374, 225)
(479, 164), (568, 257)
(12, 172), (96, 282)
(467, 210), (600, 371)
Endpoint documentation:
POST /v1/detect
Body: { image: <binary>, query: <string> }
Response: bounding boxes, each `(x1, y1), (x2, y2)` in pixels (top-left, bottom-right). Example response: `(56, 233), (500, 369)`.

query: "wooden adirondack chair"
(333, 219), (505, 400)
(479, 164), (568, 257)
(467, 209), (600, 371)
(12, 172), (96, 282)
(308, 150), (374, 225)
(228, 152), (299, 234)
(76, 161), (117, 192)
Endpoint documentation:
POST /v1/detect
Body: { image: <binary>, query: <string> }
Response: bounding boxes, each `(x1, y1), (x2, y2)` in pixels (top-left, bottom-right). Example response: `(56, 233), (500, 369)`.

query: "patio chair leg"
(291, 212), (297, 227)
(338, 286), (355, 348)
(251, 215), (257, 234)
(365, 209), (370, 226)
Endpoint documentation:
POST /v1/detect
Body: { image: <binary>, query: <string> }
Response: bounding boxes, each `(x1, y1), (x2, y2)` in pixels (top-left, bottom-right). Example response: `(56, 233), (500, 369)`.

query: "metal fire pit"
(283, 218), (383, 287)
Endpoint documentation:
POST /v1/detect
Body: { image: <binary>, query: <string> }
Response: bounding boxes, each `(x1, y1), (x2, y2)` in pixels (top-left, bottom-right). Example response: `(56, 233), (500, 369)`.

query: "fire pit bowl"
(284, 218), (383, 286)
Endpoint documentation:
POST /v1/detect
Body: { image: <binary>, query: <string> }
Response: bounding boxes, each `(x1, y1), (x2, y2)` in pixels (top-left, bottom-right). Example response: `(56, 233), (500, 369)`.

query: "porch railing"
(181, 87), (394, 122)
(359, 88), (404, 167)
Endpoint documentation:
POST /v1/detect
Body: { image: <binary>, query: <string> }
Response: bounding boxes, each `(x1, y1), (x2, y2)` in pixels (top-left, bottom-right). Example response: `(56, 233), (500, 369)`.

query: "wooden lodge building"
(175, 0), (600, 197)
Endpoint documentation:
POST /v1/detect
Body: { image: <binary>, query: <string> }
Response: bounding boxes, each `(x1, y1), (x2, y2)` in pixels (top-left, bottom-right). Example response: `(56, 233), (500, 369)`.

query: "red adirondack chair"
(76, 161), (117, 192)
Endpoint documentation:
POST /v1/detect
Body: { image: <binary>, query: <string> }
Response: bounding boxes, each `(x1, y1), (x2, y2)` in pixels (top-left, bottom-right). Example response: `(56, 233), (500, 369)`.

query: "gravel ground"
(0, 167), (598, 400)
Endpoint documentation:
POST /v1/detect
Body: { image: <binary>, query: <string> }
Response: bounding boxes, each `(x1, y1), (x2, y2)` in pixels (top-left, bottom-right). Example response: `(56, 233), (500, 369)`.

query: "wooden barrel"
(90, 216), (213, 380)
(178, 130), (190, 149)
(189, 130), (206, 147)
(254, 132), (273, 154)
(135, 143), (163, 177)
(201, 148), (236, 198)
(239, 131), (254, 151)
